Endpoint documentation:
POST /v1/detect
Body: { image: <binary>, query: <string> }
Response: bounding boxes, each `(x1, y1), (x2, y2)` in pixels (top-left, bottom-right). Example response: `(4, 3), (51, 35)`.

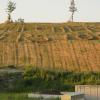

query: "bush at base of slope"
(0, 66), (100, 93)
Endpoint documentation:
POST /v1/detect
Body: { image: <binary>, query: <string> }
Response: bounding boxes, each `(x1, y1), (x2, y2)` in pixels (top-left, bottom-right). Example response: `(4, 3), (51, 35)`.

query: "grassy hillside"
(0, 22), (100, 72)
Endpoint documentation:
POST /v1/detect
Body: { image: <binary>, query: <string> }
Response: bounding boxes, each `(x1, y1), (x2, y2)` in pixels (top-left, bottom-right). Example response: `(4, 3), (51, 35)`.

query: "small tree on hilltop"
(6, 0), (16, 22)
(69, 0), (77, 22)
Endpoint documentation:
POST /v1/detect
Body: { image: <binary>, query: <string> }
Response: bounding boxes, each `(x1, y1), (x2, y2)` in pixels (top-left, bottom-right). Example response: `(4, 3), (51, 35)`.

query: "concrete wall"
(61, 95), (71, 100)
(61, 94), (85, 100)
(75, 85), (100, 100)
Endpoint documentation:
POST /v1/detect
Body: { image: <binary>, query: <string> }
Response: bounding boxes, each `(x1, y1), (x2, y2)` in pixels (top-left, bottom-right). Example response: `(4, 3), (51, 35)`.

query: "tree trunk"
(8, 13), (11, 22)
(71, 12), (74, 22)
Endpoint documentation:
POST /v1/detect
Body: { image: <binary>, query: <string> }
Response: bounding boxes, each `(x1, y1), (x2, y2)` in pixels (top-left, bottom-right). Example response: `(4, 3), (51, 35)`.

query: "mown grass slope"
(0, 22), (100, 72)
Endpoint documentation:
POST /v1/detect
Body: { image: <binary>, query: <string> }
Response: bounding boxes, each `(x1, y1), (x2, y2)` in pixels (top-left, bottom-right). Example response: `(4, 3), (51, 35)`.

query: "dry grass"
(0, 22), (100, 72)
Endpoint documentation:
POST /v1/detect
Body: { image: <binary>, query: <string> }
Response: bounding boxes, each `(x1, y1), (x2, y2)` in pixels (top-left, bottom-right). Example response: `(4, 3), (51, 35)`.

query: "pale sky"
(0, 0), (100, 23)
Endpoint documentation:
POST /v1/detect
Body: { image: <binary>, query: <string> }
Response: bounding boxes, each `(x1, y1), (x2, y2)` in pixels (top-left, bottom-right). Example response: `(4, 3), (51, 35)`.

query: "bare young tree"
(69, 0), (77, 22)
(6, 0), (16, 22)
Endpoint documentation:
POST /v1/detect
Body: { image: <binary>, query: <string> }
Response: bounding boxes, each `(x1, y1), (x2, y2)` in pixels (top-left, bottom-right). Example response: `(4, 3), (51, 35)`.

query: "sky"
(0, 0), (100, 23)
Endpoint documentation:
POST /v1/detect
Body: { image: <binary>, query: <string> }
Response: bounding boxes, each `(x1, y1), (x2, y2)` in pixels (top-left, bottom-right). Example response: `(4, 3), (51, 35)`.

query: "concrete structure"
(61, 92), (84, 100)
(28, 93), (61, 99)
(75, 85), (100, 100)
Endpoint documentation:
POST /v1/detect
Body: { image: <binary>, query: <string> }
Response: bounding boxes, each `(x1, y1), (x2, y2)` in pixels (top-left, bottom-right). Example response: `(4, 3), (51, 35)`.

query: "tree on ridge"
(6, 0), (16, 22)
(69, 0), (77, 22)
